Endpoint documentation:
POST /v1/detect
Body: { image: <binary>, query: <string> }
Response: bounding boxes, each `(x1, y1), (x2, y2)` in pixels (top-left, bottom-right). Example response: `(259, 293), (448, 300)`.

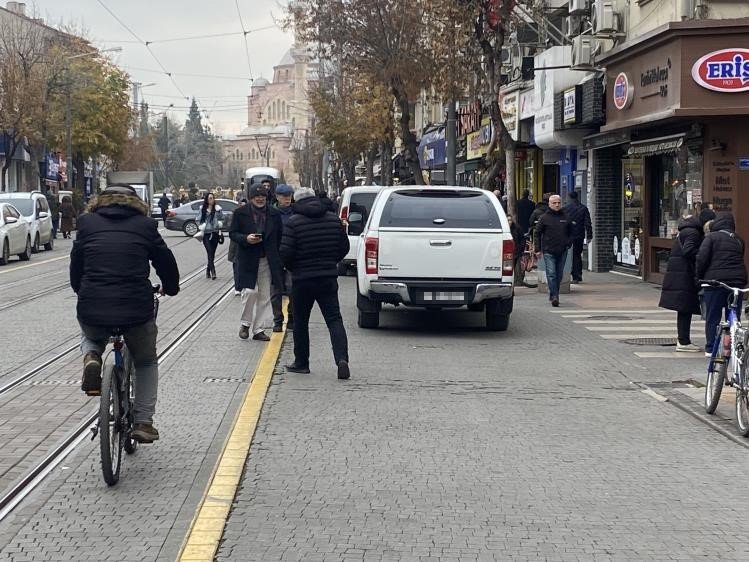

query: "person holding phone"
(229, 184), (283, 341)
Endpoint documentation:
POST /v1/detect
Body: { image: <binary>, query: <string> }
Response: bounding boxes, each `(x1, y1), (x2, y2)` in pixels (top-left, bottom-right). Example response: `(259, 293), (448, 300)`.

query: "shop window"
(616, 157), (644, 270)
(651, 143), (703, 239)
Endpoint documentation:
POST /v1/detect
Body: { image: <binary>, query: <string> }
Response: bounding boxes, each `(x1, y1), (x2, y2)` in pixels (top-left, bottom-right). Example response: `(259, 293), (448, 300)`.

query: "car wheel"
(337, 262), (348, 276)
(44, 236), (54, 251)
(358, 310), (379, 329)
(31, 233), (40, 254)
(183, 220), (198, 237)
(19, 237), (31, 261)
(0, 240), (9, 265)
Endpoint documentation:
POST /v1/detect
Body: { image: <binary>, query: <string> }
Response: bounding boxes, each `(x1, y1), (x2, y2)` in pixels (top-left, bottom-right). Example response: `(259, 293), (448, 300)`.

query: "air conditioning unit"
(562, 15), (582, 38)
(500, 47), (512, 65)
(592, 0), (619, 34)
(568, 0), (589, 16)
(571, 35), (595, 69)
(545, 0), (568, 8)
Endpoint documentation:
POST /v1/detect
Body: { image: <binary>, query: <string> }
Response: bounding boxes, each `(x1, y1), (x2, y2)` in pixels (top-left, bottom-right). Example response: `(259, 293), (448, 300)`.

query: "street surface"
(1, 246), (748, 561)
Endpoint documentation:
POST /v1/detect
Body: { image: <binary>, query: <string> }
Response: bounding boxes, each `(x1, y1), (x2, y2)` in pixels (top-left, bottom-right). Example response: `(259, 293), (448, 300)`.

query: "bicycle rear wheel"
(100, 364), (123, 485)
(123, 357), (138, 455)
(736, 391), (749, 437)
(705, 329), (728, 414)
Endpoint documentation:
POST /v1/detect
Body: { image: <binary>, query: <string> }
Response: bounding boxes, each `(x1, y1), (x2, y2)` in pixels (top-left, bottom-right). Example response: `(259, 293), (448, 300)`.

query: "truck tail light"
(166, 210), (176, 218)
(365, 237), (378, 274)
(340, 205), (349, 230)
(502, 239), (514, 276)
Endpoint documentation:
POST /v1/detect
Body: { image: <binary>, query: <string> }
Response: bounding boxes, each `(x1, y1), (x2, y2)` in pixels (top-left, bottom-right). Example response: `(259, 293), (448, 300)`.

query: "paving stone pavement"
(217, 274), (749, 561)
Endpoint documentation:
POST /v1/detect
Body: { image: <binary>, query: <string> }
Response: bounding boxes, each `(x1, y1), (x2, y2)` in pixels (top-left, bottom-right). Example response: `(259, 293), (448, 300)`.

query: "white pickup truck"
(354, 186), (515, 331)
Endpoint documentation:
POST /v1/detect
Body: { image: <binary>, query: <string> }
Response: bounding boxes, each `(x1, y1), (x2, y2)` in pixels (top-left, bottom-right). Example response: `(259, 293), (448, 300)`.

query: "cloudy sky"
(29, 0), (294, 135)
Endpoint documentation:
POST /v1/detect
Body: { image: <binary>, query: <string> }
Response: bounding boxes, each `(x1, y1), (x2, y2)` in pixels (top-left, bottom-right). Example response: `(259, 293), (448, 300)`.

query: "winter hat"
(568, 191), (579, 200)
(699, 208), (716, 226)
(294, 187), (316, 201)
(249, 183), (268, 198)
(275, 184), (294, 196)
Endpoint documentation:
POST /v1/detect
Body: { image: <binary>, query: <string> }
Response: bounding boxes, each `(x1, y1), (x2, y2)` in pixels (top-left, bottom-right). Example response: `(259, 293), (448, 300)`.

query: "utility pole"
(163, 114), (170, 190)
(65, 67), (73, 192)
(446, 100), (456, 186)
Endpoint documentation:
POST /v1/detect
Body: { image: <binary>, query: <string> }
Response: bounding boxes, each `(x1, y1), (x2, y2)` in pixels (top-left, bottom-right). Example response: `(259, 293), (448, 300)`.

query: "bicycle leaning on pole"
(92, 285), (161, 485)
(701, 279), (749, 436)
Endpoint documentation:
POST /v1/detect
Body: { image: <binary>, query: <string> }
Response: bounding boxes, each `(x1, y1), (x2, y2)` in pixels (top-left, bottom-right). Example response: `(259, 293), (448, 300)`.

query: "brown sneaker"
(82, 352), (102, 396)
(132, 424), (160, 443)
(239, 325), (250, 340)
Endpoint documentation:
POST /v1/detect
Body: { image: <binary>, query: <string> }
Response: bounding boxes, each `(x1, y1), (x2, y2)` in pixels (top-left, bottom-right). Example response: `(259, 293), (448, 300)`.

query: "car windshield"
(380, 191), (501, 229)
(0, 198), (33, 216)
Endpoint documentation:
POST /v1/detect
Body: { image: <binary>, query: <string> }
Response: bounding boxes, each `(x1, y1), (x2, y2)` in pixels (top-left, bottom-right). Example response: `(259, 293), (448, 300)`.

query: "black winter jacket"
(280, 196), (350, 281)
(696, 213), (747, 287)
(70, 192), (180, 328)
(535, 208), (572, 256)
(229, 204), (283, 289)
(528, 202), (548, 235)
(658, 216), (703, 314)
(516, 196), (535, 233)
(563, 200), (593, 241)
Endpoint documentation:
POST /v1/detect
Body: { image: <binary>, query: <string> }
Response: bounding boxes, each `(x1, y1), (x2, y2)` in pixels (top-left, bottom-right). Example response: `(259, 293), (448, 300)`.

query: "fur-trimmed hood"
(87, 192), (150, 217)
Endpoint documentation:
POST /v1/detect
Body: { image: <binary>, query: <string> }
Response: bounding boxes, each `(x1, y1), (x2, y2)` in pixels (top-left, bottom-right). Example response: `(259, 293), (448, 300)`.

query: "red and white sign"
(692, 49), (749, 93)
(613, 72), (633, 110)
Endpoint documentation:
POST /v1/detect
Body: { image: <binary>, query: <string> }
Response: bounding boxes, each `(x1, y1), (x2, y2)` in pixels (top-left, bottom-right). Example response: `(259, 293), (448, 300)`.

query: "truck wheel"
(486, 312), (510, 331)
(356, 287), (380, 328)
(337, 262), (348, 276)
(358, 310), (379, 329)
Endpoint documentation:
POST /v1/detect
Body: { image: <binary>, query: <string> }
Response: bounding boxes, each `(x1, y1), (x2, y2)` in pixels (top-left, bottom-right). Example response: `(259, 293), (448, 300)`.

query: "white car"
(337, 185), (387, 275)
(0, 202), (32, 265)
(0, 192), (54, 253)
(355, 186), (515, 331)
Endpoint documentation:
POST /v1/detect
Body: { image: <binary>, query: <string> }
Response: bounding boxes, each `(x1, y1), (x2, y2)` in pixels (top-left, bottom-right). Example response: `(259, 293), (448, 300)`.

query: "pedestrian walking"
(228, 198), (247, 295)
(271, 184), (295, 332)
(157, 192), (171, 226)
(534, 194), (572, 307)
(60, 196), (75, 239)
(280, 187), (351, 379)
(528, 193), (550, 234)
(197, 193), (224, 280)
(44, 187), (59, 239)
(318, 191), (337, 213)
(658, 209), (716, 352)
(508, 214), (525, 287)
(563, 191), (593, 283)
(516, 189), (535, 234)
(696, 212), (748, 355)
(229, 184), (283, 342)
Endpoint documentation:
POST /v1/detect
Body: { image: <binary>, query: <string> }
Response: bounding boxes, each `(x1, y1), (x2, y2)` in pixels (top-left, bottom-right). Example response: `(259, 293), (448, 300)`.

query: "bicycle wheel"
(705, 329), (728, 414)
(736, 391), (749, 437)
(99, 363), (123, 486)
(123, 355), (138, 455)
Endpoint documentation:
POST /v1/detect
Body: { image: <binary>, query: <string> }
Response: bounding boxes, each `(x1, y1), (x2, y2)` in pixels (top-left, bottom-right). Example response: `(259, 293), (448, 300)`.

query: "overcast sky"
(29, 0), (293, 135)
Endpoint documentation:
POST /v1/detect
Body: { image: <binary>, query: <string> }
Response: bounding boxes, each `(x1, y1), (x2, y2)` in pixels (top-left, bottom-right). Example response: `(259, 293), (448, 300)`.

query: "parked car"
(0, 192), (54, 253)
(151, 193), (174, 220)
(355, 186), (515, 331)
(337, 185), (387, 275)
(0, 202), (32, 264)
(165, 198), (238, 236)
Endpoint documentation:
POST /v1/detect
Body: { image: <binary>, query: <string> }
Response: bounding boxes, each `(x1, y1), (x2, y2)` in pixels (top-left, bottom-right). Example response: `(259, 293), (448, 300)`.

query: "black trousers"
(203, 233), (219, 274)
(271, 272), (293, 325)
(676, 310), (693, 345)
(571, 238), (585, 281)
(292, 277), (348, 366)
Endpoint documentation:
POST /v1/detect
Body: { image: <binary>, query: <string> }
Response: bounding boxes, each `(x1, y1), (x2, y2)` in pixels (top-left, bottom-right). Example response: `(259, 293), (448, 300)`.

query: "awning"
(627, 134), (685, 157)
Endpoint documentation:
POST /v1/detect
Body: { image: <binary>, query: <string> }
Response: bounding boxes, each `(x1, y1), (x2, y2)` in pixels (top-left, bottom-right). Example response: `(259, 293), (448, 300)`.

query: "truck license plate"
(422, 291), (465, 302)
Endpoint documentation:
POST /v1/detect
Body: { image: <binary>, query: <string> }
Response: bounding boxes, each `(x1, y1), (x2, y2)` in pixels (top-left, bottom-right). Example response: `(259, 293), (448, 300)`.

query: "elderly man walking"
(535, 194), (572, 307)
(229, 184), (283, 341)
(280, 187), (351, 379)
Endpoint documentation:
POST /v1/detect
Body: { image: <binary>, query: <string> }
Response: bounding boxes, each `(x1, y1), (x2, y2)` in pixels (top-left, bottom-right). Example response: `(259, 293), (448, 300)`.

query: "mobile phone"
(255, 233), (263, 239)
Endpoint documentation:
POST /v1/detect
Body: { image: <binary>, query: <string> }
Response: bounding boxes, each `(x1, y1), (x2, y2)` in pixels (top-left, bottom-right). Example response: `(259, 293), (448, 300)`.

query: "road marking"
(562, 313), (674, 319)
(0, 254), (67, 274)
(599, 334), (675, 339)
(634, 352), (705, 359)
(575, 319), (701, 325)
(550, 309), (669, 314)
(641, 387), (669, 402)
(177, 305), (286, 562)
(587, 326), (697, 332)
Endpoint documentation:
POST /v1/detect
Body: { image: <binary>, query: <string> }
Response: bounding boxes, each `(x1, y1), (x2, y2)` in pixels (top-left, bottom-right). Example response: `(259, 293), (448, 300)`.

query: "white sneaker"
(676, 342), (701, 352)
(234, 290), (241, 296)
(705, 352), (712, 357)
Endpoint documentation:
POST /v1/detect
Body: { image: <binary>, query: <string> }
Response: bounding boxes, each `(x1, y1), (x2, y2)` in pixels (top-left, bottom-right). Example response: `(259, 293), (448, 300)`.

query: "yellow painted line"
(0, 254), (67, 274)
(177, 304), (286, 562)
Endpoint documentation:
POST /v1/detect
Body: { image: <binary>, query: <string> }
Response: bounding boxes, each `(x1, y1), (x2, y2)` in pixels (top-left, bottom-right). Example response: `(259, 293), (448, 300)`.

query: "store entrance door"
(543, 164), (559, 196)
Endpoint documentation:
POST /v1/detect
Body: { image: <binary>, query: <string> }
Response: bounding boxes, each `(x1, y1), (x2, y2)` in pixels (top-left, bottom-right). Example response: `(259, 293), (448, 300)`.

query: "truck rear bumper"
(369, 281), (513, 305)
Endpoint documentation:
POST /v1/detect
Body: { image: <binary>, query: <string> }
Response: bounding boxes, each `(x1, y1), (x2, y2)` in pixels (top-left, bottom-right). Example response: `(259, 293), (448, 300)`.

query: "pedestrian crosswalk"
(550, 308), (706, 359)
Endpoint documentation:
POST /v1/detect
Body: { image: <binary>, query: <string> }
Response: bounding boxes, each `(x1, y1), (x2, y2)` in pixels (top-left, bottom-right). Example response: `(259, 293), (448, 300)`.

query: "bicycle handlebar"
(699, 280), (749, 293)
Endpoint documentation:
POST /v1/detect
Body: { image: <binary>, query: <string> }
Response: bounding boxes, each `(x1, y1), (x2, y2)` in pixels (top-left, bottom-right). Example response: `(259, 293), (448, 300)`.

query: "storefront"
(460, 116), (493, 187)
(593, 18), (749, 282)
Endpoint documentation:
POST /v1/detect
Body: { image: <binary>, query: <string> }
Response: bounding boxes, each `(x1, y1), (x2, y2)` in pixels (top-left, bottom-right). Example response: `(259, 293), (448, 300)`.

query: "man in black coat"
(157, 192), (171, 226)
(280, 187), (351, 379)
(230, 184), (283, 341)
(534, 194), (572, 307)
(658, 209), (715, 352)
(516, 189), (535, 234)
(563, 191), (593, 283)
(70, 184), (180, 443)
(696, 212), (748, 353)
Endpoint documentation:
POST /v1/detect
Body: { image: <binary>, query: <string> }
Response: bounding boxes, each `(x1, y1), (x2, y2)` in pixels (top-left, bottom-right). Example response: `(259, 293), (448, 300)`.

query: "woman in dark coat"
(658, 208), (715, 352)
(60, 196), (75, 239)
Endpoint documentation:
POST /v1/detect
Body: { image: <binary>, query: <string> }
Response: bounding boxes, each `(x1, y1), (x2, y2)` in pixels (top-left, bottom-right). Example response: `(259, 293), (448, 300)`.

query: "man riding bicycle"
(70, 184), (180, 443)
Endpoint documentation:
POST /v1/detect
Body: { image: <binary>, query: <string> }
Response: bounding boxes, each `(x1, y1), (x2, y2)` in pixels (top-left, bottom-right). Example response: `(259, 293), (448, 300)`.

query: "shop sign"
(466, 117), (493, 160)
(691, 49), (749, 93)
(563, 88), (576, 124)
(457, 100), (481, 137)
(739, 157), (749, 171)
(45, 154), (59, 181)
(627, 134), (684, 157)
(519, 89), (534, 121)
(613, 72), (634, 110)
(500, 90), (519, 141)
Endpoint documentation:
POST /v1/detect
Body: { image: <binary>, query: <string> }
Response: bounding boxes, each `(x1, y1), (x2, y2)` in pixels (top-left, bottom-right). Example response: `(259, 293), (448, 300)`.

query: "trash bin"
(537, 251), (572, 295)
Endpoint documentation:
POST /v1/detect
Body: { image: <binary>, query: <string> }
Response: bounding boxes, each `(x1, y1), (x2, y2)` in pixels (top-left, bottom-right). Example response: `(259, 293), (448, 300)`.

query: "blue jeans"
(543, 251), (568, 299)
(703, 287), (741, 352)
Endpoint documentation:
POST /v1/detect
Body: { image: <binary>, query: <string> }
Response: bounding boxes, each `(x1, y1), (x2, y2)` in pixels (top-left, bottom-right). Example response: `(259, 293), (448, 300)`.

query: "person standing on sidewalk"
(157, 192), (171, 226)
(534, 194), (572, 307)
(44, 187), (59, 239)
(230, 184), (283, 342)
(696, 212), (747, 355)
(197, 193), (224, 280)
(280, 187), (351, 379)
(228, 198), (247, 295)
(60, 196), (75, 239)
(271, 184), (295, 332)
(658, 208), (715, 352)
(516, 189), (535, 235)
(563, 191), (593, 283)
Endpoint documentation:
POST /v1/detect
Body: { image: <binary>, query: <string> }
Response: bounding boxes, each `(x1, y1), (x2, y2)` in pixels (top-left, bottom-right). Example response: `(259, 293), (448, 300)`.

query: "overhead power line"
(123, 65), (254, 81)
(235, 0), (254, 81)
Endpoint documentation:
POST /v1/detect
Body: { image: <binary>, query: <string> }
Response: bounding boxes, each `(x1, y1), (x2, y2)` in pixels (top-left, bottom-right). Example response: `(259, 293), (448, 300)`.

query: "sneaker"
(234, 290), (241, 296)
(132, 424), (159, 443)
(337, 360), (351, 380)
(239, 325), (250, 340)
(705, 352), (712, 357)
(676, 342), (701, 353)
(82, 351), (102, 396)
(286, 362), (310, 374)
(551, 297), (559, 307)
(253, 331), (271, 341)
(272, 323), (283, 333)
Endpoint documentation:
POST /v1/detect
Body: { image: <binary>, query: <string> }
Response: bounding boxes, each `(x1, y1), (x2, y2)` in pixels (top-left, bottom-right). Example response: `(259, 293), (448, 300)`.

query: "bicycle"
(94, 286), (161, 485)
(701, 280), (749, 436)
